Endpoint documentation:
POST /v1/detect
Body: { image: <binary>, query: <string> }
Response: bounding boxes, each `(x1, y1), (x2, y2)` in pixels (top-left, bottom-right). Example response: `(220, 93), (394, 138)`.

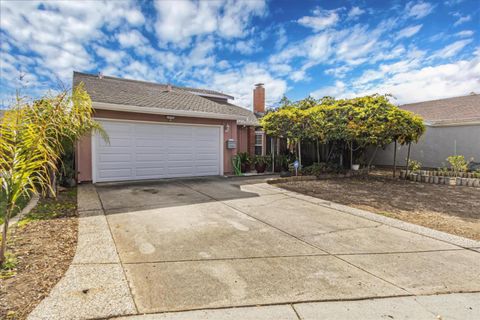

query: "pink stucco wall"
(237, 126), (249, 153)
(76, 109), (238, 182)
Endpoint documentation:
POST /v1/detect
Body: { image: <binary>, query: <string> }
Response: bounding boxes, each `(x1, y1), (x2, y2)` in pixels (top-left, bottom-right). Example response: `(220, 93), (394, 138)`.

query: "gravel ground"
(279, 172), (480, 240)
(0, 189), (78, 320)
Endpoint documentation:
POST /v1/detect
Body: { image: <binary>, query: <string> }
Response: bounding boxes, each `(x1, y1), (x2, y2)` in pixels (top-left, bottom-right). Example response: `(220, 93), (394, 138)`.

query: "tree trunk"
(271, 137), (275, 173)
(47, 169), (57, 198)
(405, 142), (411, 180)
(326, 142), (334, 162)
(316, 139), (320, 164)
(367, 145), (379, 170)
(298, 140), (302, 167)
(393, 140), (397, 178)
(0, 205), (12, 266)
(350, 142), (353, 170)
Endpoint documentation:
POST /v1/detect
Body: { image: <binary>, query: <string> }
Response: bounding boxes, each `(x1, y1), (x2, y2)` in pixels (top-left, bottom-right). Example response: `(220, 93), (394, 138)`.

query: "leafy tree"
(386, 108), (425, 177)
(261, 93), (425, 172)
(0, 84), (106, 266)
(260, 106), (305, 164)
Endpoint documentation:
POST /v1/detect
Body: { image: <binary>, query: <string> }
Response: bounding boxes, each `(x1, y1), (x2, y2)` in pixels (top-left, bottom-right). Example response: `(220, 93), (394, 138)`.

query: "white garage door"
(93, 120), (222, 183)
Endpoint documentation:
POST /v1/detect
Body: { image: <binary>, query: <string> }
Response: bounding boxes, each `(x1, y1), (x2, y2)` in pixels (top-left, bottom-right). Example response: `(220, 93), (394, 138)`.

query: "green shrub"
(302, 163), (327, 176)
(407, 159), (421, 172)
(237, 152), (251, 165)
(253, 155), (271, 166)
(447, 155), (467, 177)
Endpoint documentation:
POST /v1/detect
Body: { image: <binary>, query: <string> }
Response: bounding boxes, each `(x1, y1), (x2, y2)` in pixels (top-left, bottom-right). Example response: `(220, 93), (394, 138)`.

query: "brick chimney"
(253, 83), (265, 115)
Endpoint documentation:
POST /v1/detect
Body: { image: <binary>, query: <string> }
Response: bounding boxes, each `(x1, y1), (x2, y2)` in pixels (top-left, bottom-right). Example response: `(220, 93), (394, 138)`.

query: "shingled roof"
(72, 72), (258, 126)
(401, 94), (480, 125)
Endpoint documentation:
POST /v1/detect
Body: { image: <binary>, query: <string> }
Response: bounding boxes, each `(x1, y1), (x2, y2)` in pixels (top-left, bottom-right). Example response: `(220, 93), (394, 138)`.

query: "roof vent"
(469, 92), (477, 95)
(98, 72), (104, 79)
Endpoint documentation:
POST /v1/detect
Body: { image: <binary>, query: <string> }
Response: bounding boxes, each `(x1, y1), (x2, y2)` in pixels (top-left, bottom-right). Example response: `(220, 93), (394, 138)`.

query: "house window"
(255, 131), (263, 155)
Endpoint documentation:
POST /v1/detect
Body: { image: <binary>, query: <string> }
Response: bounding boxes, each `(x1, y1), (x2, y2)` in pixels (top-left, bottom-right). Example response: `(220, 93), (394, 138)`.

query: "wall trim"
(93, 101), (246, 121)
(425, 120), (480, 127)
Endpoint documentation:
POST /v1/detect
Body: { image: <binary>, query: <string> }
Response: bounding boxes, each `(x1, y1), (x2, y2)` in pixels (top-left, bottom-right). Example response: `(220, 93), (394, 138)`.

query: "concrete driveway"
(91, 176), (480, 316)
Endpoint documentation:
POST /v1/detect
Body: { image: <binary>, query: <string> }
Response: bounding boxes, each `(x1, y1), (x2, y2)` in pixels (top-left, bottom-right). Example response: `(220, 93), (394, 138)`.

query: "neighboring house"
(374, 93), (480, 168)
(74, 72), (267, 183)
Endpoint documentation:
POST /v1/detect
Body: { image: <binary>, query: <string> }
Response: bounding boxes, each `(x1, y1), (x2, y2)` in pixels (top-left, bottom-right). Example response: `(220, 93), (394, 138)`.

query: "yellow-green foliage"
(0, 83), (106, 265)
(447, 155), (468, 176)
(261, 94), (425, 147)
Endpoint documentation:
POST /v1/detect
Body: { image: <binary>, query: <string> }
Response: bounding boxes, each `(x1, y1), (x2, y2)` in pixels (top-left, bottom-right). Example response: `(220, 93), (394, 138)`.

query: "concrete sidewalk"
(113, 292), (480, 320)
(28, 177), (480, 319)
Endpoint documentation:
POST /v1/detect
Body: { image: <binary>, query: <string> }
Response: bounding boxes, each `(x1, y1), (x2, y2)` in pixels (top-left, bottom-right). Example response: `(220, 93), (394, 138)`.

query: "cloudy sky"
(0, 0), (479, 109)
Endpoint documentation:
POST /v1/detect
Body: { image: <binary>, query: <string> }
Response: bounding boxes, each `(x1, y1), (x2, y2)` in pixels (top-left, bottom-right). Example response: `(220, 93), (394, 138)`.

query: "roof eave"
(92, 102), (247, 121)
(425, 119), (480, 127)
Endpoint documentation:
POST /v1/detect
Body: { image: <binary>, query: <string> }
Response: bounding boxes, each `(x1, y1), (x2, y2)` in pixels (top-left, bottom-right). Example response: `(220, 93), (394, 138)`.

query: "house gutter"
(92, 101), (247, 121)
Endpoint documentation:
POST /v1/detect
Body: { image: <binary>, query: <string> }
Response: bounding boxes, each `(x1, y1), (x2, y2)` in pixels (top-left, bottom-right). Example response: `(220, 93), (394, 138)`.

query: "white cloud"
(325, 65), (353, 78)
(117, 30), (149, 47)
(0, 0), (145, 82)
(359, 54), (480, 104)
(311, 81), (346, 98)
(455, 30), (474, 38)
(347, 6), (365, 20)
(431, 39), (473, 59)
(453, 14), (471, 26)
(297, 7), (339, 31)
(319, 51), (480, 104)
(232, 39), (258, 55)
(274, 27), (288, 50)
(405, 1), (434, 19)
(205, 63), (287, 108)
(396, 24), (423, 40)
(154, 0), (266, 46)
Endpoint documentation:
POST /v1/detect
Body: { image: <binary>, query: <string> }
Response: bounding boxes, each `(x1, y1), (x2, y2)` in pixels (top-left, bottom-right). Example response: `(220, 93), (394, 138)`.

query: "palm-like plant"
(0, 84), (105, 265)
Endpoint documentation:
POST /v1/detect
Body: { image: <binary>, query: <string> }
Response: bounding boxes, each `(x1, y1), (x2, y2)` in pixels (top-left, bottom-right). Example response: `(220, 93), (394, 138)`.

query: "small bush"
(302, 163), (327, 176)
(447, 155), (467, 177)
(407, 159), (421, 172)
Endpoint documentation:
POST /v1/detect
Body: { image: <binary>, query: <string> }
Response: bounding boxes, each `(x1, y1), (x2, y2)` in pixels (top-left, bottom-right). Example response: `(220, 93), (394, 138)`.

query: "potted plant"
(253, 155), (271, 173)
(407, 159), (421, 182)
(447, 155), (468, 185)
(237, 152), (252, 173)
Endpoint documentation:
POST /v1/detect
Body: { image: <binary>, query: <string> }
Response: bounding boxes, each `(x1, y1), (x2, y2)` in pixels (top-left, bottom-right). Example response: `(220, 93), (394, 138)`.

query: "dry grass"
(279, 171), (480, 240)
(0, 189), (78, 320)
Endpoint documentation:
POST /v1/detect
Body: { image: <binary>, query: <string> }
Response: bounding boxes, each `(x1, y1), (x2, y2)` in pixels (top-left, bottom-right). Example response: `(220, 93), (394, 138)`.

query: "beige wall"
(76, 109), (238, 182)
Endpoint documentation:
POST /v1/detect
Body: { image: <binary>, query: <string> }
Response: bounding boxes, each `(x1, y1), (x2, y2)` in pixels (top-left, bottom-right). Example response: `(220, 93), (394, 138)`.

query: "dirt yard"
(278, 172), (480, 240)
(0, 188), (78, 320)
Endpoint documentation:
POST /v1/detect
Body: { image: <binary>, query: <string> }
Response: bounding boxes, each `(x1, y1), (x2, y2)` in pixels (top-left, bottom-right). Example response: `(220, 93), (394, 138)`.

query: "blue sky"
(0, 0), (479, 109)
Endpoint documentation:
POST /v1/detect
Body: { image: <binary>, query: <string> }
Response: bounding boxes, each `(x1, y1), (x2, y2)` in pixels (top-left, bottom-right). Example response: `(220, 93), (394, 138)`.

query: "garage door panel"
(136, 168), (167, 177)
(135, 139), (166, 147)
(99, 153), (132, 162)
(135, 162), (166, 169)
(98, 168), (133, 179)
(136, 153), (167, 161)
(97, 162), (133, 170)
(99, 137), (132, 148)
(94, 121), (221, 182)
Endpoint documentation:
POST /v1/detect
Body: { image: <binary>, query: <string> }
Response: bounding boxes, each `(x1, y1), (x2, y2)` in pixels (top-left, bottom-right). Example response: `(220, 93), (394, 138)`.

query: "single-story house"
(373, 93), (480, 168)
(73, 72), (267, 183)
